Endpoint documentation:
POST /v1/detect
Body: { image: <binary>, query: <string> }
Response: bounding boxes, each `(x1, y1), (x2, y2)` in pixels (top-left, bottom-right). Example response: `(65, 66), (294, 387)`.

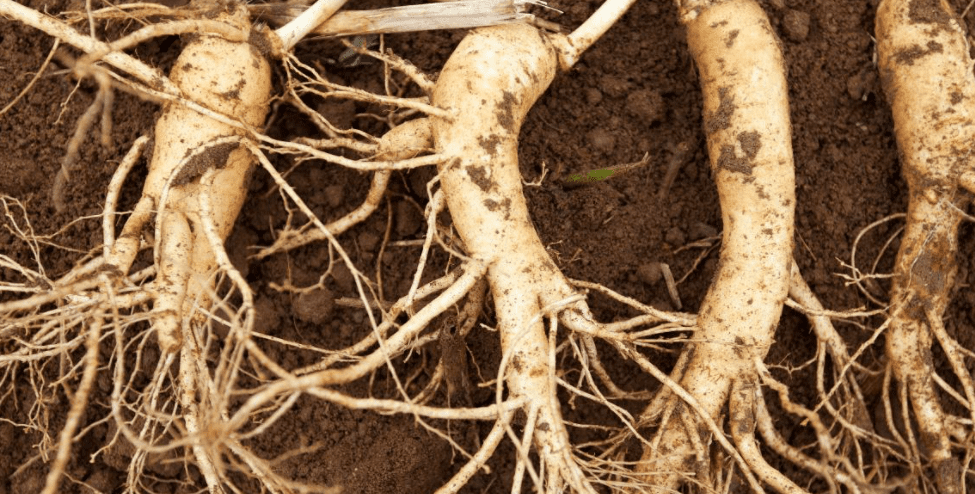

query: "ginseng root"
(876, 0), (975, 491)
(635, 0), (796, 490)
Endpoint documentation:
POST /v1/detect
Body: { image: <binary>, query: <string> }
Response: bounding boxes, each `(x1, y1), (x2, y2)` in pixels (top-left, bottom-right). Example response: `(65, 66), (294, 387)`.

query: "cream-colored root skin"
(138, 9), (273, 493)
(431, 25), (595, 491)
(144, 8), (271, 352)
(876, 0), (975, 491)
(638, 0), (795, 488)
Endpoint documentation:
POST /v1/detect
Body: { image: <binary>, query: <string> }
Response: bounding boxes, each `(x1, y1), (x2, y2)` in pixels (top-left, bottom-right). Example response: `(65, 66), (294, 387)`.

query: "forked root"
(1, 5), (273, 493)
(430, 24), (600, 492)
(9, 0), (946, 491)
(427, 11), (711, 488)
(123, 11), (272, 492)
(876, 0), (975, 491)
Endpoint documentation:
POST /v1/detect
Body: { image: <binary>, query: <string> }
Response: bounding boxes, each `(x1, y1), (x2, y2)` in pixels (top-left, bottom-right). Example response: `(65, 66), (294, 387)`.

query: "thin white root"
(551, 0), (639, 68)
(40, 306), (104, 494)
(926, 310), (975, 434)
(0, 0), (174, 91)
(609, 339), (763, 493)
(81, 19), (247, 64)
(255, 117), (432, 259)
(435, 410), (514, 494)
(754, 386), (842, 494)
(179, 334), (224, 494)
(226, 261), (485, 432)
(0, 37), (59, 117)
(788, 262), (876, 441)
(730, 379), (809, 494)
(757, 365), (876, 494)
(103, 137), (150, 259)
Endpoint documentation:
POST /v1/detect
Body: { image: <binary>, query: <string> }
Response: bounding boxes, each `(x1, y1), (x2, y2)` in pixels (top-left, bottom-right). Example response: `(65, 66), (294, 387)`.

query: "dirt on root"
(1, 0), (974, 493)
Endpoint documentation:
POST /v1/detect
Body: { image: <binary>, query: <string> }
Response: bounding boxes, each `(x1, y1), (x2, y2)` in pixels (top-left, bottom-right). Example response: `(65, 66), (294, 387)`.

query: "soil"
(1, 0), (974, 493)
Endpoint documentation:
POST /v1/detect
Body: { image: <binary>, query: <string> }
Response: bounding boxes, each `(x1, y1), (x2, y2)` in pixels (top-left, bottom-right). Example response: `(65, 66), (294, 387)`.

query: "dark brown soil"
(2, 0), (974, 493)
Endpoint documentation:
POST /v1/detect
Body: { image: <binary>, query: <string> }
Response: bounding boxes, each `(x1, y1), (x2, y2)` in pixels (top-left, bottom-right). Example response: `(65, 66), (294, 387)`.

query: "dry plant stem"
(308, 0), (538, 36)
(657, 140), (695, 202)
(636, 0), (795, 489)
(431, 24), (603, 492)
(876, 0), (975, 491)
(274, 0), (347, 51)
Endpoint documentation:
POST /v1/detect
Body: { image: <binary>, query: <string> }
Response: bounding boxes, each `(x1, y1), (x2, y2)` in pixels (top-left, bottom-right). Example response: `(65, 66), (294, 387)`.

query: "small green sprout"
(562, 152), (650, 189)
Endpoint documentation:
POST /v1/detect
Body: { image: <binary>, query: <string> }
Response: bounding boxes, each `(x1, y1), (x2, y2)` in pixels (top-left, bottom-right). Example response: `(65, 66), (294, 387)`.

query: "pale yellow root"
(636, 0), (795, 490)
(143, 7), (271, 353)
(875, 0), (975, 491)
(40, 308), (104, 494)
(729, 379), (808, 494)
(0, 5), (274, 492)
(143, 11), (271, 492)
(430, 24), (597, 492)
